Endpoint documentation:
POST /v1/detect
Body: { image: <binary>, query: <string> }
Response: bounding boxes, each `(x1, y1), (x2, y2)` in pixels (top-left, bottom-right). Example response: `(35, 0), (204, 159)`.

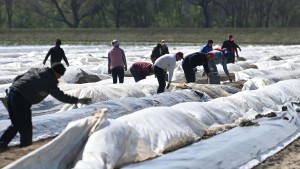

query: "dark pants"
(112, 66), (124, 84)
(182, 59), (196, 83)
(227, 53), (235, 64)
(154, 66), (166, 93)
(0, 87), (32, 147)
(130, 67), (145, 82)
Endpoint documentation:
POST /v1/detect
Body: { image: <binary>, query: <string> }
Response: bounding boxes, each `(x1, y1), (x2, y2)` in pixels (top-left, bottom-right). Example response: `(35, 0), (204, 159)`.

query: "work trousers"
(154, 66), (166, 93)
(182, 59), (196, 83)
(112, 66), (124, 84)
(0, 87), (32, 147)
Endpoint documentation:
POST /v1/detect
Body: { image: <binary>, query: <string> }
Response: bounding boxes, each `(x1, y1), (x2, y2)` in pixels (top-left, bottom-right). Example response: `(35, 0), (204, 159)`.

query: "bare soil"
(0, 137), (54, 168)
(1, 133), (300, 169)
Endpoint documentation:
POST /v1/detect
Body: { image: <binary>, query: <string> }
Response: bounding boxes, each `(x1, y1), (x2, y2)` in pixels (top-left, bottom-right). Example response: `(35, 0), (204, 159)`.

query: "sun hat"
(111, 39), (119, 47)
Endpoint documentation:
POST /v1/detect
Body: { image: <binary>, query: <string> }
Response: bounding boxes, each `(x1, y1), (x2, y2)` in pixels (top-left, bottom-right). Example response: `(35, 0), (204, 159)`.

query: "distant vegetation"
(0, 0), (299, 29)
(0, 28), (299, 45)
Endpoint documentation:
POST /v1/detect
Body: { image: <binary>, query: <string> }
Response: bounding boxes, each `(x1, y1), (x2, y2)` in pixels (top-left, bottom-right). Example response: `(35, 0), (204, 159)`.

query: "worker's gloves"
(78, 98), (92, 105)
(166, 82), (171, 89)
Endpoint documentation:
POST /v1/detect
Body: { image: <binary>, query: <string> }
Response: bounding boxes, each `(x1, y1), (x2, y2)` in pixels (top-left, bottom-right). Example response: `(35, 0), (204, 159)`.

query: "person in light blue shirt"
(207, 49), (233, 82)
(200, 40), (213, 54)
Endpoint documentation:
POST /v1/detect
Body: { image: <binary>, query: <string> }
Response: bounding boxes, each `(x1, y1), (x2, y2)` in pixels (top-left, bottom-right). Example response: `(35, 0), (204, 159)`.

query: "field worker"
(150, 41), (169, 64)
(108, 39), (127, 84)
(200, 40), (213, 54)
(43, 39), (70, 67)
(151, 43), (162, 63)
(182, 52), (210, 83)
(207, 49), (233, 82)
(222, 35), (241, 63)
(129, 62), (153, 82)
(0, 63), (92, 151)
(154, 52), (184, 93)
(160, 40), (170, 56)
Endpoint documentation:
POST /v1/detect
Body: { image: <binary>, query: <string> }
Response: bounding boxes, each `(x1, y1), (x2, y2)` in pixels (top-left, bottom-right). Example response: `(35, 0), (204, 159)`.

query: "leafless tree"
(187, 0), (214, 28)
(253, 0), (274, 27)
(234, 0), (251, 27)
(31, 0), (104, 28)
(5, 0), (13, 29)
(273, 0), (299, 27)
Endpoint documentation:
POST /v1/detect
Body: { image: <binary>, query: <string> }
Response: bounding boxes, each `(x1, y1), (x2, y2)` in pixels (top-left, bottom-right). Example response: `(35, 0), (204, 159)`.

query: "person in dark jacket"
(150, 41), (170, 64)
(161, 40), (169, 56)
(151, 43), (162, 64)
(182, 52), (210, 83)
(221, 35), (241, 63)
(43, 39), (70, 67)
(129, 62), (153, 82)
(0, 63), (91, 151)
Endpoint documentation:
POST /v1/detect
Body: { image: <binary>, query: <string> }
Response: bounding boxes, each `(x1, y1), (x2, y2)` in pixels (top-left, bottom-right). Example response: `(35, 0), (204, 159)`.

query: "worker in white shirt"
(153, 52), (184, 93)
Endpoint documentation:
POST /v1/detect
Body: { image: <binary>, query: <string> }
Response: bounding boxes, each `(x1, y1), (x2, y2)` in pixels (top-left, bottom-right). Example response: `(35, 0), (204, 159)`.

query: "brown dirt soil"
(253, 136), (300, 169)
(0, 137), (55, 168)
(1, 133), (300, 168)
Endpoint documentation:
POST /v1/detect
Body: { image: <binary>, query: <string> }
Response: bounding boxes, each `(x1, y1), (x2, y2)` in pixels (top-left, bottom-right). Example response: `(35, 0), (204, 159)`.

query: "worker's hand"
(124, 66), (127, 71)
(78, 98), (92, 105)
(67, 64), (69, 67)
(193, 68), (197, 72)
(228, 76), (233, 82)
(239, 48), (241, 52)
(166, 82), (171, 89)
(108, 69), (111, 74)
(43, 61), (46, 65)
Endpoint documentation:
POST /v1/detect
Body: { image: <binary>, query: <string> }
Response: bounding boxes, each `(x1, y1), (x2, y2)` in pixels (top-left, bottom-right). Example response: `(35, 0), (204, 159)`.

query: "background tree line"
(0, 0), (299, 29)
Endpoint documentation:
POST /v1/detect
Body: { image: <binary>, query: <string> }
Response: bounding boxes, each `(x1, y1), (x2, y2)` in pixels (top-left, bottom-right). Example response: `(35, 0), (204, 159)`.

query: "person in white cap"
(108, 39), (127, 84)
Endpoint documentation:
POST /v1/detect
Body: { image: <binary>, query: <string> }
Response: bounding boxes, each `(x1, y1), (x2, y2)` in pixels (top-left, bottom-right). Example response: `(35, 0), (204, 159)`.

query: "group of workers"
(0, 36), (241, 151)
(128, 35), (241, 93)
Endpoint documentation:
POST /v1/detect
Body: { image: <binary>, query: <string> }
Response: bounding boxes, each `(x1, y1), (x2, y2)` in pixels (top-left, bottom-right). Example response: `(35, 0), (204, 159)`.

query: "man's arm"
(62, 49), (69, 67)
(43, 48), (51, 65)
(108, 52), (111, 74)
(49, 86), (78, 104)
(121, 49), (127, 71)
(61, 49), (69, 67)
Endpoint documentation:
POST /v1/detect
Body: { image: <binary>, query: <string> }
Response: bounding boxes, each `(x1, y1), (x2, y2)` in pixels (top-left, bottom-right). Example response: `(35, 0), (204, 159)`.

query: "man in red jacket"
(129, 62), (153, 82)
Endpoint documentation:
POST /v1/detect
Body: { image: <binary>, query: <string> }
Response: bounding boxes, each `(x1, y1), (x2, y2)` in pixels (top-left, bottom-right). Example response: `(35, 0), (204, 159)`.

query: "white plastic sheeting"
(123, 103), (300, 169)
(59, 83), (158, 111)
(66, 79), (300, 169)
(0, 89), (208, 145)
(4, 116), (100, 169)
